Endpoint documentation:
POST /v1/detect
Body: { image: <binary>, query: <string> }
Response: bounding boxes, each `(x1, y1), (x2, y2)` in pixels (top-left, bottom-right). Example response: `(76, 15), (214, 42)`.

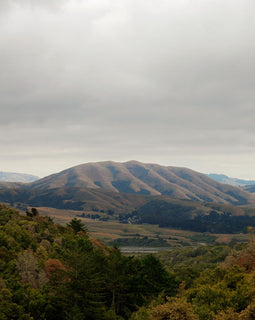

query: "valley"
(1, 161), (255, 319)
(1, 161), (255, 252)
(26, 206), (250, 251)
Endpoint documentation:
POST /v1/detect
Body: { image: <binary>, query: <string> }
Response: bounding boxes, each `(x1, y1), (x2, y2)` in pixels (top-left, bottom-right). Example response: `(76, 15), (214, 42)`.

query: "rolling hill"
(0, 184), (246, 214)
(1, 183), (254, 233)
(28, 161), (254, 205)
(0, 185), (147, 212)
(1, 161), (255, 234)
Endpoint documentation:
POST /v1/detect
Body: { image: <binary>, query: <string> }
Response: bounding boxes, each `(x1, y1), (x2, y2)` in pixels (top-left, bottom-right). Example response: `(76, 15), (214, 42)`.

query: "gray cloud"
(1, 0), (255, 178)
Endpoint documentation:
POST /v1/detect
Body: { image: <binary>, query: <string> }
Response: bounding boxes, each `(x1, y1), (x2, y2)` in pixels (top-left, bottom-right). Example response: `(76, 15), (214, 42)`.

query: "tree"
(139, 254), (178, 297)
(26, 208), (39, 217)
(149, 297), (198, 320)
(131, 297), (198, 320)
(105, 247), (130, 315)
(240, 298), (255, 319)
(15, 249), (40, 289)
(51, 236), (105, 320)
(0, 287), (32, 320)
(67, 218), (88, 235)
(215, 308), (240, 320)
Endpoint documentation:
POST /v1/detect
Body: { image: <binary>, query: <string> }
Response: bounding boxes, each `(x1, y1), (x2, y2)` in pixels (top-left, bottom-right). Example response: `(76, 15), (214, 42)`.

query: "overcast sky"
(1, 0), (255, 178)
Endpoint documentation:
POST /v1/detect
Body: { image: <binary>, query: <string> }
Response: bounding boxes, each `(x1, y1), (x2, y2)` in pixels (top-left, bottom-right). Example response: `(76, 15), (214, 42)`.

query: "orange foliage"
(44, 259), (66, 277)
(226, 243), (255, 271)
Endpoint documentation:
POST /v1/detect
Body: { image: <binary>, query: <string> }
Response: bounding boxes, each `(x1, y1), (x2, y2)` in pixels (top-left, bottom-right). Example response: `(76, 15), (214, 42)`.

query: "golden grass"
(34, 207), (249, 247)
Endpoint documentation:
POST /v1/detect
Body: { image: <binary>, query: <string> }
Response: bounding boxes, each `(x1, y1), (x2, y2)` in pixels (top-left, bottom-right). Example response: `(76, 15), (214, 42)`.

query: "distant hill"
(206, 173), (255, 187)
(28, 161), (254, 205)
(0, 171), (39, 183)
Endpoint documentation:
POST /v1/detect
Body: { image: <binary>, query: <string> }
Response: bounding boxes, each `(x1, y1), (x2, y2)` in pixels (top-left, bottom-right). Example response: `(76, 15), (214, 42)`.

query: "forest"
(1, 204), (255, 319)
(133, 200), (255, 233)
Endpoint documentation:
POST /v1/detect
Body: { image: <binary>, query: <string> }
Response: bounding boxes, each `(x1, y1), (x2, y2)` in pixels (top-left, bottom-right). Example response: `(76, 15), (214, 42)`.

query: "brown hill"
(0, 182), (25, 189)
(29, 161), (254, 205)
(0, 185), (144, 212)
(0, 184), (247, 216)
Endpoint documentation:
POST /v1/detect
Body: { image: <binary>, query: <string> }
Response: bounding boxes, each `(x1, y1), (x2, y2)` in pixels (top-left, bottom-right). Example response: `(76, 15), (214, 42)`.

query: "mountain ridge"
(206, 173), (255, 187)
(0, 171), (39, 183)
(26, 160), (254, 206)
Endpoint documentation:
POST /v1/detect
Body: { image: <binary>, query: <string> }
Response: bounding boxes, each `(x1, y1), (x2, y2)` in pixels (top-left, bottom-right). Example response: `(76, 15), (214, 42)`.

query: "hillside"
(0, 185), (148, 212)
(1, 184), (255, 234)
(29, 161), (254, 205)
(0, 181), (24, 189)
(0, 171), (39, 183)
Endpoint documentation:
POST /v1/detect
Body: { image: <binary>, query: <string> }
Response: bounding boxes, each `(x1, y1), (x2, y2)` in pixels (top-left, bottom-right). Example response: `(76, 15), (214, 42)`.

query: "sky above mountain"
(1, 0), (255, 178)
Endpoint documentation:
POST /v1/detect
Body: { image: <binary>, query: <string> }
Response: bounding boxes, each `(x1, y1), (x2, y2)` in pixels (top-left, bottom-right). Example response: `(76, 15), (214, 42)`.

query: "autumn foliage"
(2, 203), (255, 319)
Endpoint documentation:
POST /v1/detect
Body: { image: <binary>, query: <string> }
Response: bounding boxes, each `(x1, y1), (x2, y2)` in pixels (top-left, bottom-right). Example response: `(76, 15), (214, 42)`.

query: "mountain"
(0, 171), (39, 183)
(1, 161), (255, 234)
(206, 173), (255, 187)
(28, 161), (254, 205)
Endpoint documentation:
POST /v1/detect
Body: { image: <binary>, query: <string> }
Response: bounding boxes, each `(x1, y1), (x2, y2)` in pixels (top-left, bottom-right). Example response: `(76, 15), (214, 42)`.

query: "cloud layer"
(1, 0), (255, 178)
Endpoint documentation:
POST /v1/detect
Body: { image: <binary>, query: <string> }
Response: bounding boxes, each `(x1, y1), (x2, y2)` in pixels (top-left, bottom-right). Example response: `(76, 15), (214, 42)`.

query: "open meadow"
(35, 206), (250, 250)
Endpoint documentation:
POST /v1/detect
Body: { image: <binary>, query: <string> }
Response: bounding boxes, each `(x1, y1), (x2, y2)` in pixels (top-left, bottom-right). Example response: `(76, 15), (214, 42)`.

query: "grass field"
(34, 206), (249, 248)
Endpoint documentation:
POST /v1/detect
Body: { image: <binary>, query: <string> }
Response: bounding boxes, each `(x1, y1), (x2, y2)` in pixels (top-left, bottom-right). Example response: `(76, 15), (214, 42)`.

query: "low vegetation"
(109, 236), (169, 247)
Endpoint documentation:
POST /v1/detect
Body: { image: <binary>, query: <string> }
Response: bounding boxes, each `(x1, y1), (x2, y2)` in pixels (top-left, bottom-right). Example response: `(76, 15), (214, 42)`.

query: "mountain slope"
(1, 185), (254, 234)
(0, 185), (146, 212)
(0, 171), (39, 183)
(29, 161), (254, 205)
(0, 184), (248, 215)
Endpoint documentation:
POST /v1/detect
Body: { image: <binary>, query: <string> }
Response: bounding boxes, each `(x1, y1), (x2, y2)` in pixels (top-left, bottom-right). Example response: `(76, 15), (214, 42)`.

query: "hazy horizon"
(1, 0), (255, 179)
